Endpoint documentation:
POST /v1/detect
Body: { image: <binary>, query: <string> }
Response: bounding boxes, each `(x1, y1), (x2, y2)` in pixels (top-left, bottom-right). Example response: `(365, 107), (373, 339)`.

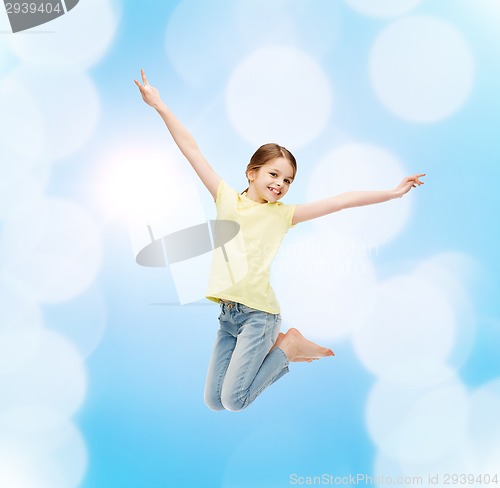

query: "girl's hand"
(134, 69), (163, 109)
(394, 174), (426, 198)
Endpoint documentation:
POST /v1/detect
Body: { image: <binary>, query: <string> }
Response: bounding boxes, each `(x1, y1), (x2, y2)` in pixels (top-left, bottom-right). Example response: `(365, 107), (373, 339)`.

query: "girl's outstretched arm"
(134, 69), (221, 200)
(292, 174), (425, 225)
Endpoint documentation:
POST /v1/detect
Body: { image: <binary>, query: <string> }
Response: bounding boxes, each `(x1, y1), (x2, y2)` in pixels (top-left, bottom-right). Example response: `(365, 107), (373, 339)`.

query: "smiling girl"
(135, 69), (425, 412)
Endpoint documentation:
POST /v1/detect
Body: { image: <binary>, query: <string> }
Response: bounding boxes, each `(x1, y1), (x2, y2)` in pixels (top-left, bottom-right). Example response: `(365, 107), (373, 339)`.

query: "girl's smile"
(246, 157), (295, 203)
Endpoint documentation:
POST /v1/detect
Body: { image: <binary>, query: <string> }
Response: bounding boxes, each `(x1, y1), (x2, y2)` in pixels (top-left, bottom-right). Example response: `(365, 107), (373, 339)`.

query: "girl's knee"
(204, 389), (226, 412)
(220, 389), (247, 412)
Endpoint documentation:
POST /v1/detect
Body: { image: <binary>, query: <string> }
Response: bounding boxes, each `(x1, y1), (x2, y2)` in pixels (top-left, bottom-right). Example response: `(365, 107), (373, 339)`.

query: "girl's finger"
(141, 69), (149, 86)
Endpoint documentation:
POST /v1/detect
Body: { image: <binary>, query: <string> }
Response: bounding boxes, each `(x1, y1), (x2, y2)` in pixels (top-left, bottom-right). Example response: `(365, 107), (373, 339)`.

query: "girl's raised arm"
(292, 174), (425, 225)
(134, 69), (221, 200)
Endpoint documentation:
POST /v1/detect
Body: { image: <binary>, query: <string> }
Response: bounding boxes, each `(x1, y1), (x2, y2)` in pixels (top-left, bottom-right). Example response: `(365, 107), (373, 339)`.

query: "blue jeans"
(204, 300), (289, 412)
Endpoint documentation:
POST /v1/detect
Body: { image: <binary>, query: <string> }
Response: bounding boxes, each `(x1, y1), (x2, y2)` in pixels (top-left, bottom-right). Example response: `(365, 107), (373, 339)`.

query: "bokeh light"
(343, 0), (423, 18)
(306, 143), (410, 245)
(370, 15), (475, 123)
(234, 0), (340, 57)
(366, 373), (468, 462)
(466, 379), (500, 461)
(0, 283), (43, 376)
(4, 65), (101, 161)
(351, 272), (456, 385)
(226, 46), (332, 148)
(6, 0), (120, 69)
(0, 197), (102, 303)
(0, 77), (47, 219)
(274, 231), (376, 341)
(0, 328), (87, 417)
(0, 418), (87, 488)
(99, 143), (194, 221)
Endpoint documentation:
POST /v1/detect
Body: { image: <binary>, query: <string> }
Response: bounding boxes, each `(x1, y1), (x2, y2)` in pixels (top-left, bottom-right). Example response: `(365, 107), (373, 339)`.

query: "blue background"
(1, 0), (500, 487)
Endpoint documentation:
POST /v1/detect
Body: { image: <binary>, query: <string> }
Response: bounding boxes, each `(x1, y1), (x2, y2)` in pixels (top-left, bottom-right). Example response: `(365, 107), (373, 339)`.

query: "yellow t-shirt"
(205, 180), (296, 314)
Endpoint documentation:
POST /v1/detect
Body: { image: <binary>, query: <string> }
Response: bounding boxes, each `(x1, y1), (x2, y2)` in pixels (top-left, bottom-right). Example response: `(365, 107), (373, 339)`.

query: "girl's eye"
(270, 173), (277, 177)
(285, 179), (291, 184)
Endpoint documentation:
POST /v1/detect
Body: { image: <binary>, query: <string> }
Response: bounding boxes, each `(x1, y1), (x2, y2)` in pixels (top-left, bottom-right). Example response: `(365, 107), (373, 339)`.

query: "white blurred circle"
(222, 421), (310, 487)
(99, 141), (195, 220)
(307, 144), (410, 246)
(0, 283), (43, 376)
(481, 445), (500, 482)
(0, 197), (103, 303)
(0, 159), (52, 221)
(414, 252), (479, 370)
(0, 419), (87, 488)
(351, 273), (455, 385)
(472, 0), (500, 40)
(165, 0), (239, 88)
(0, 329), (86, 418)
(397, 381), (468, 462)
(0, 447), (40, 488)
(0, 77), (38, 160)
(343, 0), (422, 18)
(366, 374), (468, 463)
(373, 454), (405, 485)
(7, 0), (120, 69)
(0, 6), (11, 32)
(234, 0), (340, 57)
(2, 406), (69, 434)
(226, 46), (332, 148)
(0, 76), (47, 220)
(375, 449), (474, 488)
(46, 421), (87, 488)
(467, 380), (500, 462)
(273, 230), (376, 341)
(0, 39), (12, 75)
(370, 16), (475, 123)
(46, 285), (107, 358)
(4, 65), (100, 161)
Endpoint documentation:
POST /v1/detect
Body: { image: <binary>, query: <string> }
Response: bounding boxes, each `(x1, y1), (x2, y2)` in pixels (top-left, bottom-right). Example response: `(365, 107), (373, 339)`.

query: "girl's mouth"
(268, 187), (281, 195)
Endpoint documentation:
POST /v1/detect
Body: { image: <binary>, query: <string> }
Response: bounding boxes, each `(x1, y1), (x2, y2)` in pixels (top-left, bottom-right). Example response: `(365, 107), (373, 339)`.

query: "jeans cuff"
(275, 346), (289, 368)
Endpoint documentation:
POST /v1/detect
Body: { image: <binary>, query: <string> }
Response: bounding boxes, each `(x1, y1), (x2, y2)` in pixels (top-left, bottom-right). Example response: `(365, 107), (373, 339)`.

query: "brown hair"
(241, 143), (297, 194)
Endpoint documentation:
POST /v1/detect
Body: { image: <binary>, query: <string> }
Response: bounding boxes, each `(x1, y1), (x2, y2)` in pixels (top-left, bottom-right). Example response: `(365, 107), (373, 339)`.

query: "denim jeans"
(204, 300), (289, 412)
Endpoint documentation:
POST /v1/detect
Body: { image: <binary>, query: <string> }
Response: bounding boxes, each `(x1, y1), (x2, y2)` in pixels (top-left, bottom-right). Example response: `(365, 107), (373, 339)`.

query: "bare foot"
(272, 333), (318, 363)
(274, 328), (334, 362)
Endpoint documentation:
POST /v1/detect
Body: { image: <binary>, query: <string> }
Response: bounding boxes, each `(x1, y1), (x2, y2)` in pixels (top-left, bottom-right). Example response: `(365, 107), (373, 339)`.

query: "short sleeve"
(214, 179), (225, 204)
(214, 180), (239, 207)
(282, 203), (296, 229)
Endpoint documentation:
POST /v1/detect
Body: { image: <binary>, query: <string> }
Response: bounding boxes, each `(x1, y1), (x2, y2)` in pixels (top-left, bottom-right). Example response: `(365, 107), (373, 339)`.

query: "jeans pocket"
(263, 313), (279, 349)
(218, 304), (225, 322)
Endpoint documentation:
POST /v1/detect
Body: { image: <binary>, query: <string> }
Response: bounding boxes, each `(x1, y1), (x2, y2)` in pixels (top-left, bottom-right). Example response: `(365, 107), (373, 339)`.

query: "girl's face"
(247, 157), (295, 204)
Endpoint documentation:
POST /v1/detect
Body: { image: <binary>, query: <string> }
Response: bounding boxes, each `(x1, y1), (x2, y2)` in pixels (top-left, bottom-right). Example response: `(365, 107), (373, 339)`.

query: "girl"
(134, 69), (425, 412)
